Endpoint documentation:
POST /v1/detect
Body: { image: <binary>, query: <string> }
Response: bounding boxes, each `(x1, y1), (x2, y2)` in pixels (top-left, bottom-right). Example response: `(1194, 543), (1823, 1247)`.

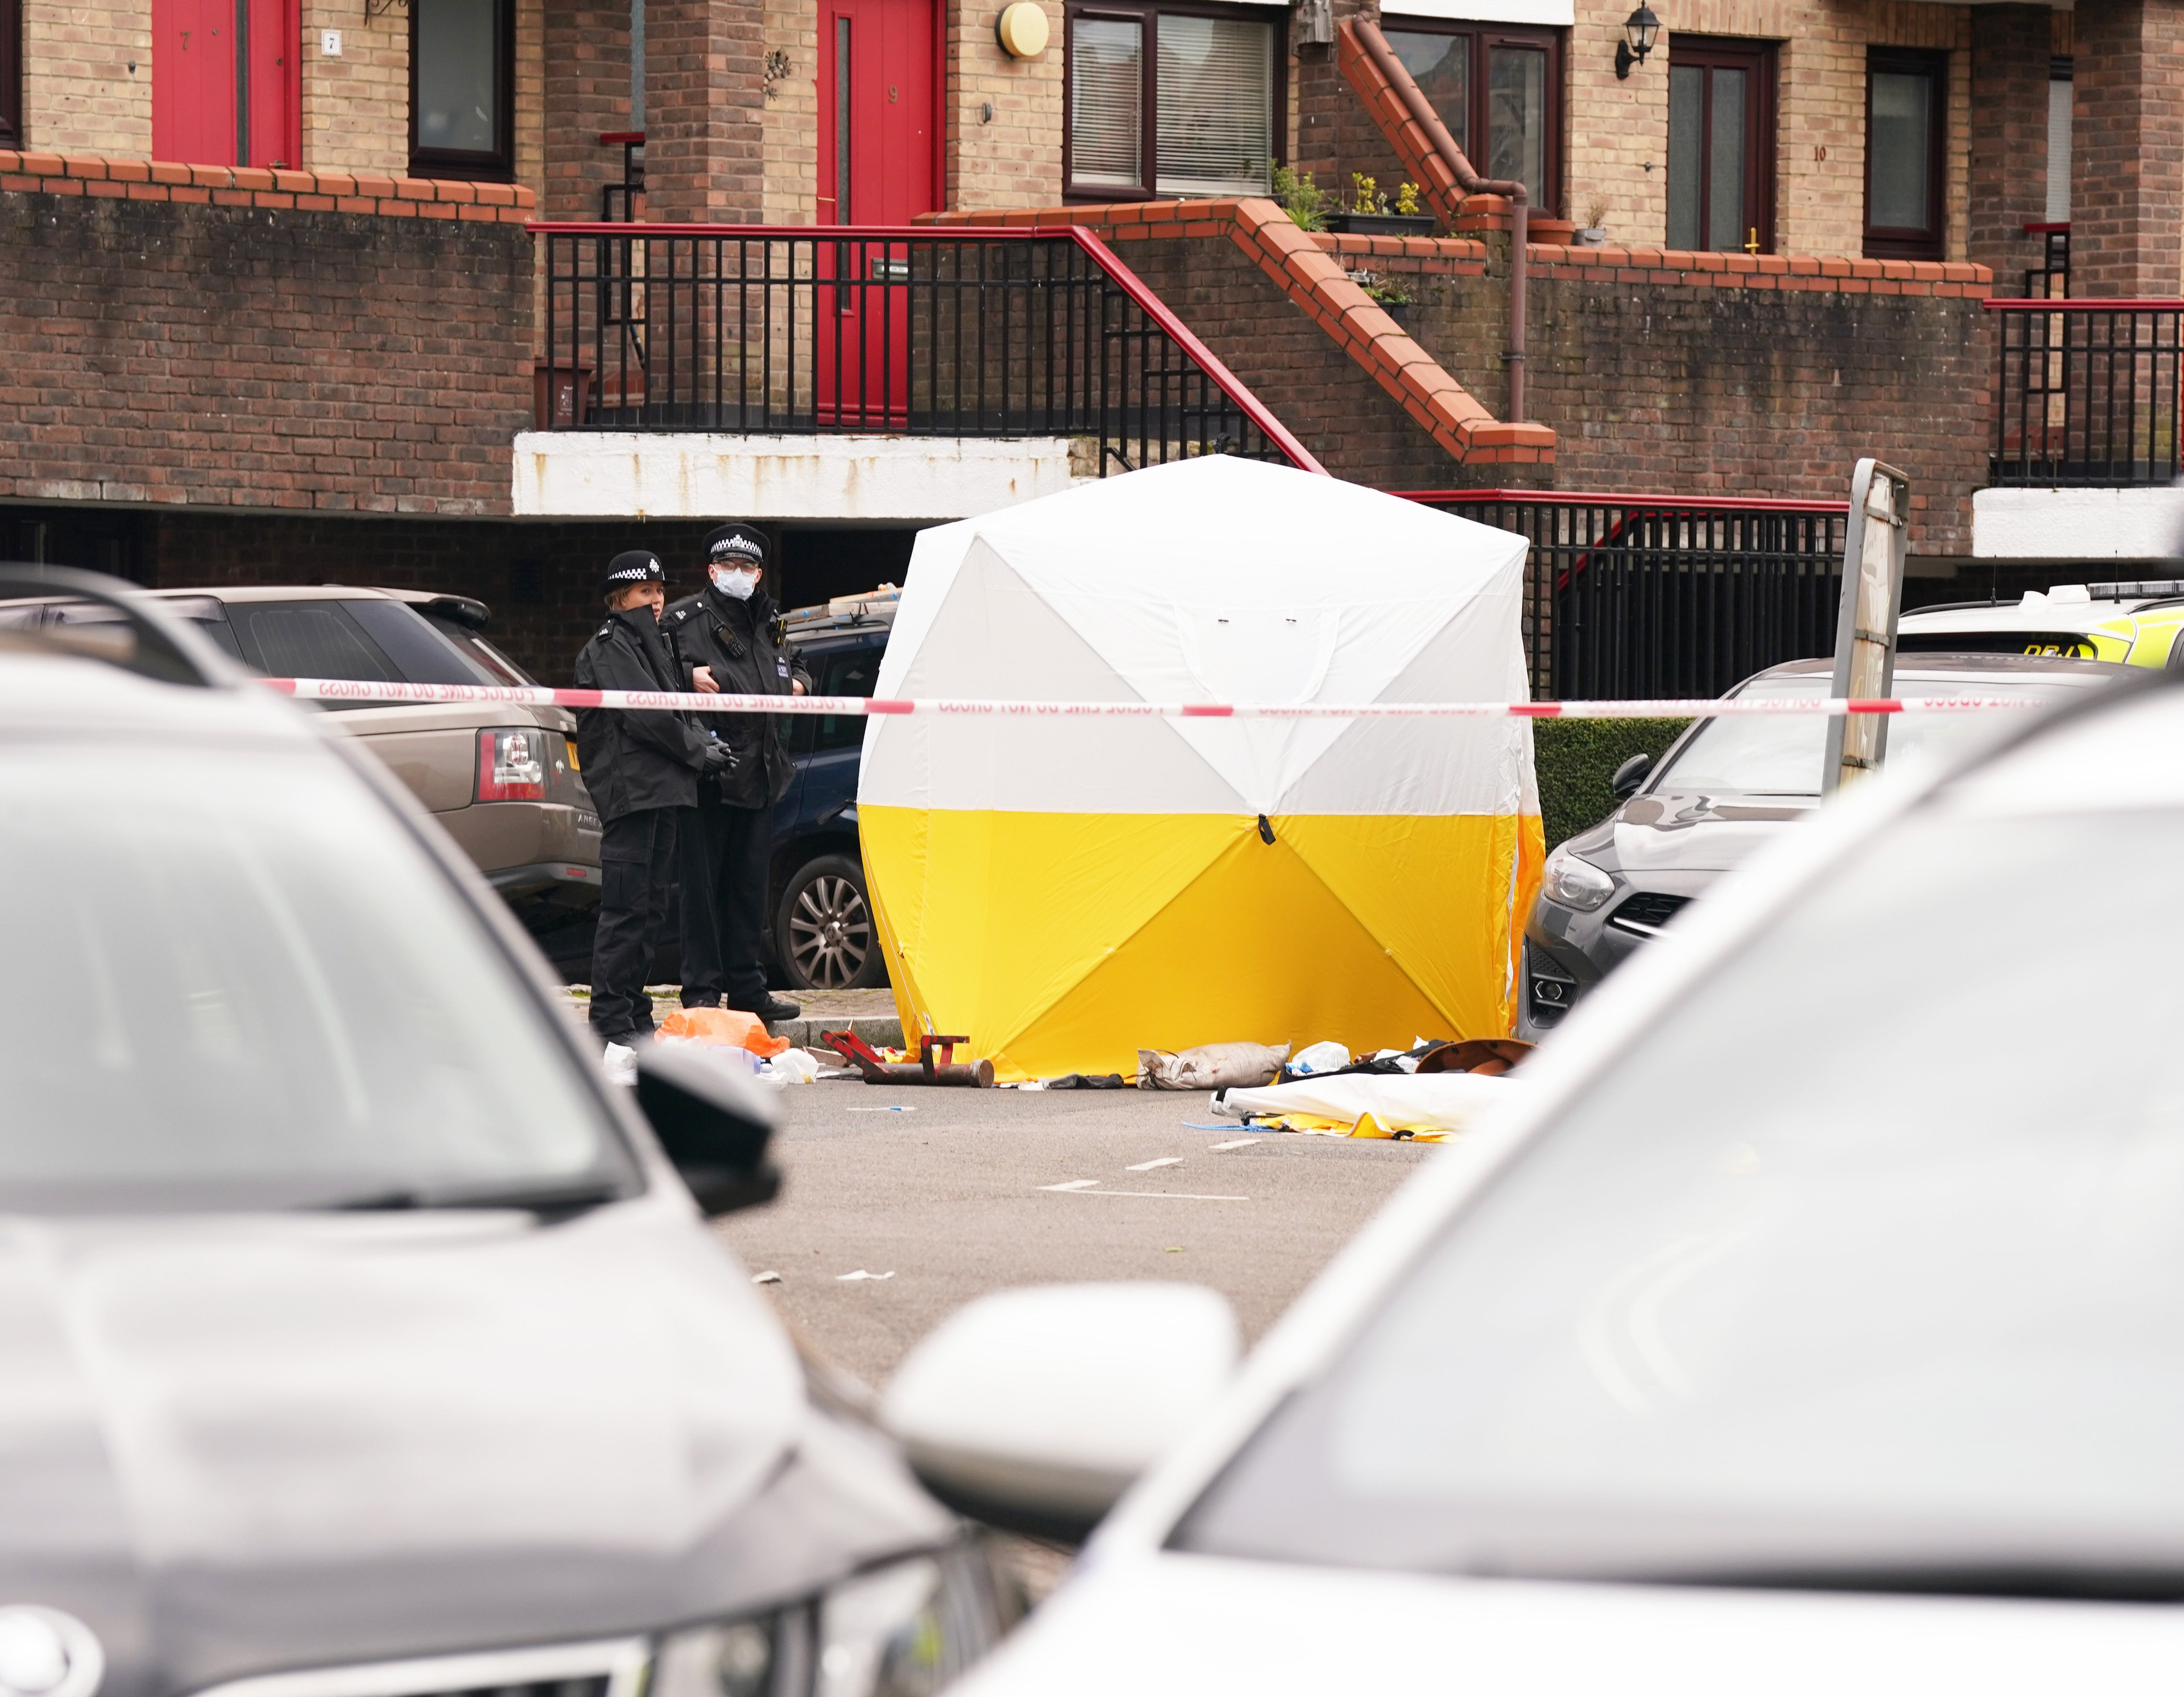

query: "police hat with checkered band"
(601, 550), (665, 599)
(701, 523), (770, 571)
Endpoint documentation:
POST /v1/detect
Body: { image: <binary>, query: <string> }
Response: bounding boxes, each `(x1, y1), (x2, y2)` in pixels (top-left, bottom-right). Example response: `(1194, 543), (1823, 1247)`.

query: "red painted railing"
(528, 221), (1323, 476)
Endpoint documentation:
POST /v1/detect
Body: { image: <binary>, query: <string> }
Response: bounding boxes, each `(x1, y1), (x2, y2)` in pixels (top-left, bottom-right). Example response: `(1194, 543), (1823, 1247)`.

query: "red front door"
(153, 0), (300, 167)
(815, 0), (937, 424)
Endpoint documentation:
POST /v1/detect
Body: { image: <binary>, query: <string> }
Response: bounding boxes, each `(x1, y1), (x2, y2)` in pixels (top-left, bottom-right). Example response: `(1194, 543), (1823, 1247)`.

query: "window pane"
(241, 604), (396, 682)
(1156, 15), (1273, 196)
(1707, 66), (1746, 251)
(1486, 45), (1545, 196)
(1869, 68), (1931, 230)
(2046, 74), (2071, 224)
(1385, 28), (1469, 146)
(416, 0), (499, 154)
(1071, 14), (1143, 189)
(1667, 62), (1702, 250)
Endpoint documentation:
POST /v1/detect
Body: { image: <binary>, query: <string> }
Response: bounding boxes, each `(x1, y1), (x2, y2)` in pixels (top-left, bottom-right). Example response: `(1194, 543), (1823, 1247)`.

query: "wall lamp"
(1614, 4), (1659, 78)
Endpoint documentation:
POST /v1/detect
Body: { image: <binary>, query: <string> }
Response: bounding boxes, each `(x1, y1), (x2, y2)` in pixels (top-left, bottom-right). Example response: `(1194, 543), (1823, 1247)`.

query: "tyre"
(775, 853), (886, 990)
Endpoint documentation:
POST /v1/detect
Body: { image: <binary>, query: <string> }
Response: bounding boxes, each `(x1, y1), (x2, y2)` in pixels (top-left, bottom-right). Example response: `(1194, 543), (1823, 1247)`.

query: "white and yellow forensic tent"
(857, 456), (1543, 1083)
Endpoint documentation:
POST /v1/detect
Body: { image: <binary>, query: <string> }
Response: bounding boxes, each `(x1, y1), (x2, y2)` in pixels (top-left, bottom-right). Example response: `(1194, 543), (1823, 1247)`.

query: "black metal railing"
(1989, 298), (2184, 488)
(1400, 492), (1848, 700)
(532, 223), (1321, 476)
(2022, 221), (2067, 298)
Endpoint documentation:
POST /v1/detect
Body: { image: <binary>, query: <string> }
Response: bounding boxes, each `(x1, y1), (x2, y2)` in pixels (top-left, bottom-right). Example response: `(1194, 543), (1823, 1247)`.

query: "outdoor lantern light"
(1615, 3), (1659, 77)
(996, 2), (1050, 59)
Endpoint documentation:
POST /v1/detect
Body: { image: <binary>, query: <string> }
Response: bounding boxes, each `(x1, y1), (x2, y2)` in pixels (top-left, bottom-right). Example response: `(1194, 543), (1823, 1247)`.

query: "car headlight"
(648, 1545), (1016, 1697)
(1540, 844), (1614, 913)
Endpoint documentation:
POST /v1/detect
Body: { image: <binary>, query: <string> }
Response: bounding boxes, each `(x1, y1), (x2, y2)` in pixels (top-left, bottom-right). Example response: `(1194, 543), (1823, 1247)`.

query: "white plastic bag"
(764, 1048), (822, 1085)
(1287, 1040), (1350, 1076)
(602, 1042), (637, 1088)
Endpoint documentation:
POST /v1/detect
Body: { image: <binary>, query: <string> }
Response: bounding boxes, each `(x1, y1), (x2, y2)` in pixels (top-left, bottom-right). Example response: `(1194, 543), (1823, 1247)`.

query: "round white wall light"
(996, 2), (1049, 59)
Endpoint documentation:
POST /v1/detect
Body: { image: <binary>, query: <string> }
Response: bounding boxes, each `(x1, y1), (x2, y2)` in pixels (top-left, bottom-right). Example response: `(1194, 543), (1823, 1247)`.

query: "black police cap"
(603, 550), (665, 598)
(702, 523), (770, 571)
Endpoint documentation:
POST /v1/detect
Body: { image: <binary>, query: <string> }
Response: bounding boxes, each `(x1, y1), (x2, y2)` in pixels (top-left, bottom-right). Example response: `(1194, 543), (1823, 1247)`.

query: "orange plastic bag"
(655, 1006), (791, 1058)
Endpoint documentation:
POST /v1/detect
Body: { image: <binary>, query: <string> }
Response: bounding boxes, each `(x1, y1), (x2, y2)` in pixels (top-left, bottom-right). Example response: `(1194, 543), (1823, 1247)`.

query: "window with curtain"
(1665, 35), (1776, 253)
(1065, 1), (1281, 200)
(1381, 19), (1561, 216)
(1864, 48), (1946, 260)
(411, 0), (514, 179)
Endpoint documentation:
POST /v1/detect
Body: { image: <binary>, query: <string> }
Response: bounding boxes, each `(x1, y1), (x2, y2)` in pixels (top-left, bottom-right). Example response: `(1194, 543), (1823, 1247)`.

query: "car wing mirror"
(883, 1283), (1240, 1544)
(635, 1046), (782, 1217)
(1610, 752), (1653, 800)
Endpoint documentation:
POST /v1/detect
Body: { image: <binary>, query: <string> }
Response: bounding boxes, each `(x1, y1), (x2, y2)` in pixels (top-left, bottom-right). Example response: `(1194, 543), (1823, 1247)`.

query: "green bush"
(1535, 718), (1692, 850)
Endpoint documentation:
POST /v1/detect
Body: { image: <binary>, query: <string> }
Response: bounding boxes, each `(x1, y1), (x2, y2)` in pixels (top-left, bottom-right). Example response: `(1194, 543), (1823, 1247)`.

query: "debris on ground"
(1212, 1070), (1522, 1138)
(1138, 1041), (1290, 1090)
(658, 1006), (792, 1058)
(1044, 1073), (1128, 1090)
(752, 1270), (783, 1285)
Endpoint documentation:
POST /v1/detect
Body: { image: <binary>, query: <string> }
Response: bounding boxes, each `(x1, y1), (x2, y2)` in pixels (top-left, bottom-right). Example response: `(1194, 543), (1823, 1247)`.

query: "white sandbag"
(1139, 1041), (1291, 1090)
(1214, 1070), (1521, 1133)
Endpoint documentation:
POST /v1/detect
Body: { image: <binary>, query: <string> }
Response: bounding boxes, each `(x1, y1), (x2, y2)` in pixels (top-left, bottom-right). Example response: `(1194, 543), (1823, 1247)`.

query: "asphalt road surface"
(716, 1076), (1435, 1388)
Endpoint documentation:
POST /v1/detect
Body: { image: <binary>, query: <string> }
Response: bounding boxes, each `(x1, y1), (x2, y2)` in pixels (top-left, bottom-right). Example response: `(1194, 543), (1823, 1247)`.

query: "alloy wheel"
(787, 873), (873, 990)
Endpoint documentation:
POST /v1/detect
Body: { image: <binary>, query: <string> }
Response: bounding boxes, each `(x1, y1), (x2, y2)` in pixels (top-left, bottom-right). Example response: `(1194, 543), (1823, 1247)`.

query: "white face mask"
(711, 564), (760, 601)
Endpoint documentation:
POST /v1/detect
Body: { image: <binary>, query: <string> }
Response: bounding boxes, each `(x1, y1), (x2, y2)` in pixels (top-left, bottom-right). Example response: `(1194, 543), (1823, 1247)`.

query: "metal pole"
(1822, 457), (1911, 795)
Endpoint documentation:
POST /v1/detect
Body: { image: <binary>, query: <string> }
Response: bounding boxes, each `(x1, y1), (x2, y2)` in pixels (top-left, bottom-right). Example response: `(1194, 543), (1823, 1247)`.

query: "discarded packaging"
(1287, 1040), (1351, 1076)
(1139, 1041), (1291, 1091)
(1044, 1073), (1127, 1090)
(657, 1005), (792, 1058)
(1213, 1070), (1521, 1135)
(762, 1048), (823, 1085)
(824, 1028), (996, 1088)
(602, 1042), (637, 1087)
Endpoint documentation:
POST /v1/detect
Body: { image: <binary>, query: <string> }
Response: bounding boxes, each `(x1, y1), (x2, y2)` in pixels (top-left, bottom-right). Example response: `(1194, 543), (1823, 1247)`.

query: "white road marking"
(1126, 1156), (1184, 1171)
(1209, 1137), (1259, 1151)
(835, 1269), (896, 1280)
(845, 1105), (915, 1112)
(1041, 1187), (1247, 1202)
(752, 1270), (782, 1285)
(1039, 1179), (1102, 1192)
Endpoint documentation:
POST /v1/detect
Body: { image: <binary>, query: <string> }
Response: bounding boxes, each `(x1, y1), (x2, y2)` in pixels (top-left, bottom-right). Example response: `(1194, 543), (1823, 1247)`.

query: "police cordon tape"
(261, 676), (2040, 719)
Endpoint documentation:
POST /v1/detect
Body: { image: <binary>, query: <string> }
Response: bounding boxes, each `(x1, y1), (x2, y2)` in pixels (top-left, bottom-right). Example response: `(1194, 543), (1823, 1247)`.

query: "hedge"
(1535, 719), (1692, 850)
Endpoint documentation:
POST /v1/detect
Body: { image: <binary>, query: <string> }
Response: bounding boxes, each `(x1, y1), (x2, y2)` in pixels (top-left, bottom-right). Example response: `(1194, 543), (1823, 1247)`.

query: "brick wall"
(1420, 242), (1991, 553)
(1967, 4), (2048, 290)
(543, 0), (636, 222)
(760, 0), (816, 222)
(2070, 0), (2184, 297)
(0, 162), (536, 515)
(300, 3), (407, 177)
(645, 0), (765, 220)
(23, 0), (149, 154)
(946, 0), (1060, 209)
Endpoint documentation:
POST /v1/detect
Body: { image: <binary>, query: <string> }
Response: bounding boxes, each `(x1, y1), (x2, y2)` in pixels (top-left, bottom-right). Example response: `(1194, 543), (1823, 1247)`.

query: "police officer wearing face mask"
(574, 550), (735, 1051)
(664, 523), (812, 1025)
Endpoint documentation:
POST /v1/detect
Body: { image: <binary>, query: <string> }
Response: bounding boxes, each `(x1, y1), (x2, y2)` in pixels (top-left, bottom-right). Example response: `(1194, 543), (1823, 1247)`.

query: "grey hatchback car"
(0, 571), (1014, 1697)
(1520, 652), (2126, 1037)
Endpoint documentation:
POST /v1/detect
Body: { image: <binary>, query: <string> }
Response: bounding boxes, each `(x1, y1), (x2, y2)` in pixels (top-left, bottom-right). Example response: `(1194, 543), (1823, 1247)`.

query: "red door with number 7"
(153, 0), (300, 168)
(815, 0), (937, 425)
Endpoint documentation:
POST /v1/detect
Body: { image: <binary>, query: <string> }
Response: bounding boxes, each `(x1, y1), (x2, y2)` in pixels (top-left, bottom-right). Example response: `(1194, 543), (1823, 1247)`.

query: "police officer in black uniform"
(575, 550), (734, 1049)
(664, 523), (811, 1024)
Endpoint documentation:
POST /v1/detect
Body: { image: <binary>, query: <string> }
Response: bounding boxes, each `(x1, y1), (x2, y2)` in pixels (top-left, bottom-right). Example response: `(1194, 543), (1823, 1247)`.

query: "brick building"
(1, 0), (2180, 675)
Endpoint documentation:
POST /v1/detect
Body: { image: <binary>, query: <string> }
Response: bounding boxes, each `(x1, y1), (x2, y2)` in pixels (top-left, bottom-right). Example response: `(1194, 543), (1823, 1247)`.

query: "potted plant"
(1576, 200), (1610, 246)
(1347, 269), (1416, 326)
(1324, 175), (1437, 238)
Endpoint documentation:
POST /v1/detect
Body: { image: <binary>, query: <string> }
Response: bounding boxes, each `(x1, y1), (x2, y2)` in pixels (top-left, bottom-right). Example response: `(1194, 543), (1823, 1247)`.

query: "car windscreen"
(1175, 691), (2184, 1595)
(0, 741), (635, 1212)
(1649, 674), (2099, 797)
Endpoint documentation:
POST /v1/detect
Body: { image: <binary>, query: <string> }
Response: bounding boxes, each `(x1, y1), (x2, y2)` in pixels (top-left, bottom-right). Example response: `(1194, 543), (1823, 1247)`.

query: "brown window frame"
(1377, 18), (1564, 218)
(0, 0), (21, 147)
(1061, 0), (1288, 203)
(1864, 47), (1946, 261)
(409, 0), (516, 181)
(1665, 35), (1777, 254)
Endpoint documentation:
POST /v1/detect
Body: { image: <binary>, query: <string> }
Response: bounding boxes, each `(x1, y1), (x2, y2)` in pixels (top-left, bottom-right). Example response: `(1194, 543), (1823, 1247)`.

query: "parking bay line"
(1125, 1156), (1184, 1172)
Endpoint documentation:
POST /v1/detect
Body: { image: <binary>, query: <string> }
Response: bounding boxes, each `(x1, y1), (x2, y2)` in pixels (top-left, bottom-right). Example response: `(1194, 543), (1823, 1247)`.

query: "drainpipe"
(1353, 18), (1528, 424)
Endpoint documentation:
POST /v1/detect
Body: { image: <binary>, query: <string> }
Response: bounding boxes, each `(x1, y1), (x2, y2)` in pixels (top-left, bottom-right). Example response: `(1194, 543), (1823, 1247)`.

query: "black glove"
(701, 741), (738, 777)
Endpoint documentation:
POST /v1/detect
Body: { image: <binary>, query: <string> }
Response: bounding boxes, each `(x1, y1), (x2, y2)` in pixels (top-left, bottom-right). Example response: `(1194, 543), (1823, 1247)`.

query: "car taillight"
(477, 728), (547, 801)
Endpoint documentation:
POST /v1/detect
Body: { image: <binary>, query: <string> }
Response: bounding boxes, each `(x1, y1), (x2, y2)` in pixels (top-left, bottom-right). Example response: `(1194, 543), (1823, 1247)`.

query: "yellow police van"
(1899, 581), (2184, 669)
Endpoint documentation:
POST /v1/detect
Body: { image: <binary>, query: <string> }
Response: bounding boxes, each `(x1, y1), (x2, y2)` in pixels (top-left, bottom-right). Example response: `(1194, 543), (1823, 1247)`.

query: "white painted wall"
(511, 433), (1092, 521)
(1973, 486), (2184, 562)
